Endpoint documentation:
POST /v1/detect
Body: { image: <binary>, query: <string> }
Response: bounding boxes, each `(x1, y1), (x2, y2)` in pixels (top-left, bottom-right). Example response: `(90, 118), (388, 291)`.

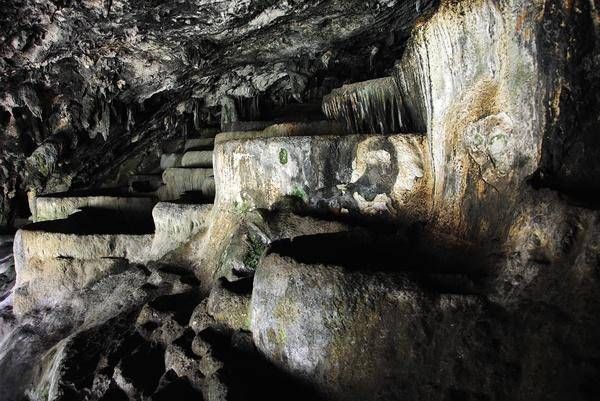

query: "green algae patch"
(290, 185), (308, 202)
(279, 148), (289, 165)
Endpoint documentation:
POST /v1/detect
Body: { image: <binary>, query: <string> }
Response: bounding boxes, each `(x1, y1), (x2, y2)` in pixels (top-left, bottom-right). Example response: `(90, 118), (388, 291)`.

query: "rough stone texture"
(160, 153), (183, 170)
(13, 257), (131, 316)
(14, 222), (153, 270)
(215, 129), (432, 222)
(207, 278), (251, 332)
(251, 253), (486, 401)
(0, 0), (436, 230)
(185, 138), (215, 151)
(151, 202), (212, 258)
(181, 150), (214, 168)
(323, 77), (408, 134)
(215, 209), (349, 283)
(189, 299), (216, 335)
(392, 0), (599, 241)
(31, 194), (156, 222)
(0, 235), (15, 302)
(157, 167), (214, 201)
(1, 1), (599, 400)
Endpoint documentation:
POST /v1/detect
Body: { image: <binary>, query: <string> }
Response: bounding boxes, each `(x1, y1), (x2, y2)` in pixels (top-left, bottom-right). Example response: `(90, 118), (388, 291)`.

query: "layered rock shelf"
(214, 125), (432, 222)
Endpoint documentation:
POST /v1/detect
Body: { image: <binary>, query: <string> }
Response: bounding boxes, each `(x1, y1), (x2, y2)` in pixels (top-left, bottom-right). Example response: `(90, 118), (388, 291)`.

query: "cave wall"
(0, 0), (440, 233)
(394, 0), (600, 241)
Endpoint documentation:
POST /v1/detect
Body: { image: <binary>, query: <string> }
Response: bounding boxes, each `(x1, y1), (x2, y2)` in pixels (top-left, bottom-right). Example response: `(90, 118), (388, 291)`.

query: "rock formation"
(1, 0), (599, 400)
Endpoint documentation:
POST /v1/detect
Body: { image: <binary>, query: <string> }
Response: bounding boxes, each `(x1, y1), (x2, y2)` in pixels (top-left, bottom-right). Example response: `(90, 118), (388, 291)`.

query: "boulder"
(251, 253), (487, 401)
(207, 278), (251, 332)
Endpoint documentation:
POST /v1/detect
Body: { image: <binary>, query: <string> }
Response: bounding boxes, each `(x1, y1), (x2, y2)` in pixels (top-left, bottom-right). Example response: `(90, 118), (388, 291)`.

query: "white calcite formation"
(323, 77), (408, 134)
(214, 124), (431, 222)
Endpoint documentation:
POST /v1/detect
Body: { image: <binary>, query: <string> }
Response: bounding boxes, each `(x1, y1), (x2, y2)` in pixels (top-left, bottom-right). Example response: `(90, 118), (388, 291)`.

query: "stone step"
(157, 168), (215, 201)
(161, 153), (183, 170)
(181, 150), (213, 168)
(13, 210), (155, 316)
(128, 174), (163, 192)
(31, 193), (157, 222)
(250, 252), (485, 401)
(184, 138), (215, 151)
(151, 202), (213, 258)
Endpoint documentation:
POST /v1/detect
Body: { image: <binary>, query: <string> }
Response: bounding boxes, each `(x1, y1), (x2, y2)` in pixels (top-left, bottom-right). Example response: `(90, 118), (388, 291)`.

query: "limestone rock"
(390, 0), (600, 240)
(214, 126), (432, 222)
(251, 253), (487, 401)
(0, 235), (15, 304)
(207, 278), (251, 332)
(158, 168), (215, 201)
(151, 371), (203, 401)
(322, 77), (408, 134)
(13, 214), (154, 294)
(164, 331), (205, 390)
(181, 150), (213, 168)
(151, 202), (212, 258)
(185, 138), (215, 152)
(113, 344), (165, 399)
(160, 153), (183, 170)
(13, 257), (128, 316)
(189, 299), (216, 334)
(31, 195), (156, 222)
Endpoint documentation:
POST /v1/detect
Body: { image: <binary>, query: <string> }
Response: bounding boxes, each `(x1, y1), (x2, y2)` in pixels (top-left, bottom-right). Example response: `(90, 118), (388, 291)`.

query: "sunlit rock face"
(394, 0), (600, 240)
(214, 124), (432, 222)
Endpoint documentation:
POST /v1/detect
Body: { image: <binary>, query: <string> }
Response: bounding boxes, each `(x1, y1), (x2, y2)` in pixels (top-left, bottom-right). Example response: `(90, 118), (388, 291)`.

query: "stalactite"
(322, 77), (414, 135)
(193, 98), (202, 131)
(234, 96), (261, 121)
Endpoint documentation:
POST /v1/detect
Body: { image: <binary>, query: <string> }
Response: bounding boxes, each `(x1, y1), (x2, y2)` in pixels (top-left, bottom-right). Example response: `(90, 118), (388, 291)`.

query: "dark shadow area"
(148, 291), (203, 325)
(176, 191), (215, 205)
(117, 343), (166, 397)
(218, 277), (253, 296)
(130, 178), (162, 193)
(269, 228), (485, 276)
(155, 264), (201, 286)
(22, 209), (155, 234)
(151, 371), (204, 401)
(35, 188), (141, 198)
(199, 328), (328, 401)
(267, 225), (488, 296)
